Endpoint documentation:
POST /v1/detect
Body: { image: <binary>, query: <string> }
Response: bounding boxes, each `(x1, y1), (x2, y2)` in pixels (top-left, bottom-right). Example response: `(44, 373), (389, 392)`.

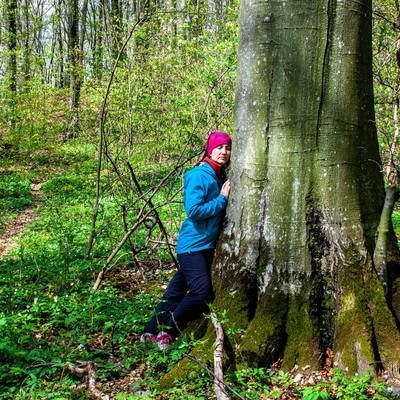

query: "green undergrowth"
(0, 172), (34, 231)
(0, 139), (398, 399)
(392, 208), (400, 241)
(0, 134), (185, 398)
(0, 143), (398, 399)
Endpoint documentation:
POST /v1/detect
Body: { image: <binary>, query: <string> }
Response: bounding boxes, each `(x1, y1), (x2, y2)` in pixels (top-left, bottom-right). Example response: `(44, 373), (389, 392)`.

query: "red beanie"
(206, 131), (232, 155)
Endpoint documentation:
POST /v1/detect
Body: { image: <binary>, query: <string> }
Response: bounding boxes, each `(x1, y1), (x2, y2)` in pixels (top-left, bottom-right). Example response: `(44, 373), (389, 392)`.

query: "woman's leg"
(143, 267), (189, 334)
(165, 249), (215, 338)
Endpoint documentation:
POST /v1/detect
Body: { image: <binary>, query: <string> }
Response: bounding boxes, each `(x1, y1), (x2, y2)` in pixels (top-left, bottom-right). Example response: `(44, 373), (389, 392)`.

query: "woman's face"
(210, 144), (231, 166)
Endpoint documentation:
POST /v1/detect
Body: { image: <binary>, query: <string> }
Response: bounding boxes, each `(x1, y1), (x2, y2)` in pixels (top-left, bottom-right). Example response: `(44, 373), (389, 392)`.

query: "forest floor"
(2, 187), (400, 399)
(0, 179), (42, 259)
(1, 157), (400, 399)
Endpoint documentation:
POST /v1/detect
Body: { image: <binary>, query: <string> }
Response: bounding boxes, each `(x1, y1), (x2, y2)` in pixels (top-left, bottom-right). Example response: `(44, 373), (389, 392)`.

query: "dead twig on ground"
(68, 361), (109, 400)
(211, 312), (230, 400)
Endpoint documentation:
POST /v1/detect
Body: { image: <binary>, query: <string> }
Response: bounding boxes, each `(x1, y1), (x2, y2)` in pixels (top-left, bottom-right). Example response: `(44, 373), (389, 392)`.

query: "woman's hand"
(220, 180), (231, 198)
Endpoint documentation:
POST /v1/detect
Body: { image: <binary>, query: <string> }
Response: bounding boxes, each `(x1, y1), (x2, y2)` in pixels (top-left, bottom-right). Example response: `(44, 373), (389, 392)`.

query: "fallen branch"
(211, 312), (230, 400)
(68, 361), (109, 400)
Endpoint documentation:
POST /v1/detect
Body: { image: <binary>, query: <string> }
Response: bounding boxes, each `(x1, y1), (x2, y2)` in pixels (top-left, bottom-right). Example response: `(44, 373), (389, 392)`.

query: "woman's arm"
(184, 175), (228, 221)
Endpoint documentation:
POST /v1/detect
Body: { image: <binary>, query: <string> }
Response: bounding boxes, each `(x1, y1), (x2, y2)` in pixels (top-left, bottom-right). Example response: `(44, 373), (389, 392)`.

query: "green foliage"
(229, 367), (275, 397)
(373, 2), (400, 176)
(226, 366), (395, 400)
(392, 209), (400, 238)
(327, 368), (394, 399)
(301, 388), (330, 400)
(0, 172), (34, 232)
(0, 86), (69, 155)
(0, 172), (33, 211)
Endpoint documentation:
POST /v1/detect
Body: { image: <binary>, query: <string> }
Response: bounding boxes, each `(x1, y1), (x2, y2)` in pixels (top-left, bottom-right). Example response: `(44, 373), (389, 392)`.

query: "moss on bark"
(331, 247), (400, 375)
(159, 322), (215, 389)
(236, 289), (288, 368)
(282, 294), (321, 370)
(334, 308), (375, 375)
(332, 246), (372, 374)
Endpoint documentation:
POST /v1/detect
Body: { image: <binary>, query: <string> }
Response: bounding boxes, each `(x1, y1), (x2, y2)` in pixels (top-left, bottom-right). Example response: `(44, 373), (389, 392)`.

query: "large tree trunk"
(210, 0), (400, 375)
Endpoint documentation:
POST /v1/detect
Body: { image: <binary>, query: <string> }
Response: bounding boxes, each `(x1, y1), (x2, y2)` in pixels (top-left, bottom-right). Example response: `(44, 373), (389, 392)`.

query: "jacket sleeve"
(184, 173), (228, 221)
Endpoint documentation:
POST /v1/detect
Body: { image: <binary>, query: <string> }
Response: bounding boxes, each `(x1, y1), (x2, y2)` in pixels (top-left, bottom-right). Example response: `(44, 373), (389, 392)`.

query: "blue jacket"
(176, 162), (228, 254)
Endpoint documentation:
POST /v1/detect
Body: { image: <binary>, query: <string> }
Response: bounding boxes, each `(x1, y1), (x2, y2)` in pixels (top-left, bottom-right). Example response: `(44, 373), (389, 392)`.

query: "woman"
(141, 131), (232, 349)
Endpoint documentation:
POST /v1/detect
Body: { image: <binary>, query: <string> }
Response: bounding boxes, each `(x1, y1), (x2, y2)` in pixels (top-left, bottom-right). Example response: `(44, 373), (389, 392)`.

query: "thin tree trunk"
(5, 0), (18, 129)
(22, 0), (31, 88)
(57, 0), (65, 88)
(67, 0), (81, 136)
(111, 0), (124, 61)
(211, 313), (229, 400)
(6, 0), (18, 93)
(80, 0), (89, 58)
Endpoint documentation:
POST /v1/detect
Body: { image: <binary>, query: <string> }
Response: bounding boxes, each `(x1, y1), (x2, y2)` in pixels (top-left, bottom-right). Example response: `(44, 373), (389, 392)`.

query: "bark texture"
(210, 0), (400, 375)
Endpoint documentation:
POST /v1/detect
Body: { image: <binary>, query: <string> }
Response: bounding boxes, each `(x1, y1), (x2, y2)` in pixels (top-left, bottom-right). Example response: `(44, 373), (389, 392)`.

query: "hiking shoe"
(156, 331), (173, 350)
(140, 332), (157, 343)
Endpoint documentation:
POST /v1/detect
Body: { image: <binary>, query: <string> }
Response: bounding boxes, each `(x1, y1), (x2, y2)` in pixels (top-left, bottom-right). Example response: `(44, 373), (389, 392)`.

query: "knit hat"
(206, 131), (232, 155)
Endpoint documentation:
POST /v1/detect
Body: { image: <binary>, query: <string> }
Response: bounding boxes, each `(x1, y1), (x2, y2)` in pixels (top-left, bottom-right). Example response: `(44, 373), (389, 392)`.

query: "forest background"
(1, 0), (400, 398)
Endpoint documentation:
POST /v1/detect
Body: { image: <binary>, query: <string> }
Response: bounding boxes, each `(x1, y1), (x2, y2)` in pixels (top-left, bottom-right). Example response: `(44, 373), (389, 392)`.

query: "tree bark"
(209, 0), (400, 376)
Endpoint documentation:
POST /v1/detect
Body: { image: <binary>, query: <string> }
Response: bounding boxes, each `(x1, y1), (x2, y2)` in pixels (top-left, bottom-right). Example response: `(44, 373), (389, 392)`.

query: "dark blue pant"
(144, 249), (215, 338)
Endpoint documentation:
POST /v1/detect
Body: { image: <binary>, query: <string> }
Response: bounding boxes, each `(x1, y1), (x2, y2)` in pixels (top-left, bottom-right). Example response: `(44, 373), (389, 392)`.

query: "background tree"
(109, 0), (125, 61)
(207, 0), (400, 376)
(373, 0), (400, 185)
(6, 0), (17, 93)
(4, 0), (18, 130)
(67, 0), (81, 135)
(21, 0), (31, 87)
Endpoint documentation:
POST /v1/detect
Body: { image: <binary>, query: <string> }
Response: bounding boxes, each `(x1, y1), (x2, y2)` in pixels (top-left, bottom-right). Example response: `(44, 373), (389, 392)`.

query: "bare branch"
(127, 161), (178, 265)
(185, 353), (245, 400)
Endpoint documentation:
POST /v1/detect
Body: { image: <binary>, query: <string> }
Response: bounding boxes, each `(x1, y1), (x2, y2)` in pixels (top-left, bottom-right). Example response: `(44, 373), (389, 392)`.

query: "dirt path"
(0, 180), (42, 259)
